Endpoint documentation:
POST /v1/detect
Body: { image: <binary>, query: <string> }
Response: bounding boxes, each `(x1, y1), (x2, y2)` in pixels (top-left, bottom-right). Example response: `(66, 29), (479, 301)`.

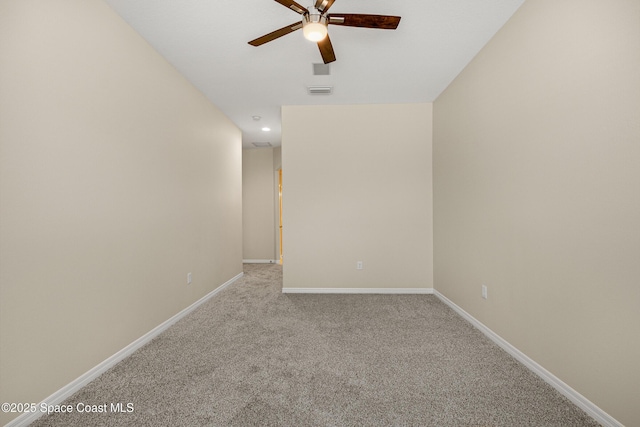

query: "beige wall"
(0, 0), (242, 424)
(242, 148), (277, 261)
(433, 1), (640, 425)
(273, 146), (282, 171)
(282, 104), (433, 290)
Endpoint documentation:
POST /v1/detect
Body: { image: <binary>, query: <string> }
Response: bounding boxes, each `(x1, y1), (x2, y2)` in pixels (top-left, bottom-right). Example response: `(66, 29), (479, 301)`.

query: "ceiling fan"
(248, 0), (401, 64)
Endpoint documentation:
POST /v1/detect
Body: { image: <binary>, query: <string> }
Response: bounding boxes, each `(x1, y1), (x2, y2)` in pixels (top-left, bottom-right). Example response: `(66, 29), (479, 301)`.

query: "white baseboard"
(5, 272), (243, 427)
(282, 287), (433, 294)
(433, 290), (622, 427)
(243, 259), (278, 264)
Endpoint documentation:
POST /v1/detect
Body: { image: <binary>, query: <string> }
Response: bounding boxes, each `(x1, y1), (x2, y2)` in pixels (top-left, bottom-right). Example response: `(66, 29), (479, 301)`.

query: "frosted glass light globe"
(303, 14), (328, 42)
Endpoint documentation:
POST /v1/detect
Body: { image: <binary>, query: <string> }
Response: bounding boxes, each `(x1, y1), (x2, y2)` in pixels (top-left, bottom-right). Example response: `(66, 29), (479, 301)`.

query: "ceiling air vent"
(313, 63), (330, 75)
(307, 86), (333, 95)
(252, 142), (272, 148)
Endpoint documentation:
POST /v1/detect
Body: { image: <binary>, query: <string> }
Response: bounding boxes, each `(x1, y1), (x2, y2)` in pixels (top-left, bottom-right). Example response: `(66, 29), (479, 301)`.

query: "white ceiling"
(102, 0), (525, 148)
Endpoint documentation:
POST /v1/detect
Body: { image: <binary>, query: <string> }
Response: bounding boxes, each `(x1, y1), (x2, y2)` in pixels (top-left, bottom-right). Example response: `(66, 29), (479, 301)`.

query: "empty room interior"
(1, 0), (638, 426)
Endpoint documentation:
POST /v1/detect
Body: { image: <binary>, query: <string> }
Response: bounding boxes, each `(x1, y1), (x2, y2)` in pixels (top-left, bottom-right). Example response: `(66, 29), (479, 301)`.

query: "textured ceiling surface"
(102, 0), (525, 147)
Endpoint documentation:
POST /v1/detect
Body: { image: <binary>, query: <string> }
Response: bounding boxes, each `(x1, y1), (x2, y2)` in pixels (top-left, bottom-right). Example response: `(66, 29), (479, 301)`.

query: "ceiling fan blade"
(274, 0), (307, 15)
(248, 22), (303, 46)
(327, 14), (401, 30)
(317, 34), (336, 64)
(314, 0), (336, 13)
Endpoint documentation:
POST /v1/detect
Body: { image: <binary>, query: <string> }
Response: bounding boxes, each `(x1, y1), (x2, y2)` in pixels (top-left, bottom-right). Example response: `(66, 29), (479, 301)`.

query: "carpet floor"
(30, 263), (599, 426)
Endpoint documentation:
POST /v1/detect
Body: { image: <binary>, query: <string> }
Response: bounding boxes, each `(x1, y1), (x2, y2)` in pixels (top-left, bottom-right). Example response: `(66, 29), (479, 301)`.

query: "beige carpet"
(31, 263), (598, 426)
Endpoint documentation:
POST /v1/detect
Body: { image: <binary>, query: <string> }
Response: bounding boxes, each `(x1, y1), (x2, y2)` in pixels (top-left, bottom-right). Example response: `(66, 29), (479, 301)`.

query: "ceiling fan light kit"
(249, 0), (401, 64)
(303, 12), (328, 41)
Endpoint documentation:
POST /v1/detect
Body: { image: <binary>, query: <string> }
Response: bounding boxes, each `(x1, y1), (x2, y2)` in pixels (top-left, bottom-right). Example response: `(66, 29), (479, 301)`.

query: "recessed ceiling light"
(262, 127), (271, 132)
(252, 115), (261, 121)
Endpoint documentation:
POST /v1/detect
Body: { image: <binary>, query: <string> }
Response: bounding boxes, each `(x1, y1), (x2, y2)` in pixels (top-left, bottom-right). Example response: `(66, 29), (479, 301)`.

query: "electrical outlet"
(356, 261), (363, 270)
(482, 285), (488, 299)
(187, 272), (192, 285)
